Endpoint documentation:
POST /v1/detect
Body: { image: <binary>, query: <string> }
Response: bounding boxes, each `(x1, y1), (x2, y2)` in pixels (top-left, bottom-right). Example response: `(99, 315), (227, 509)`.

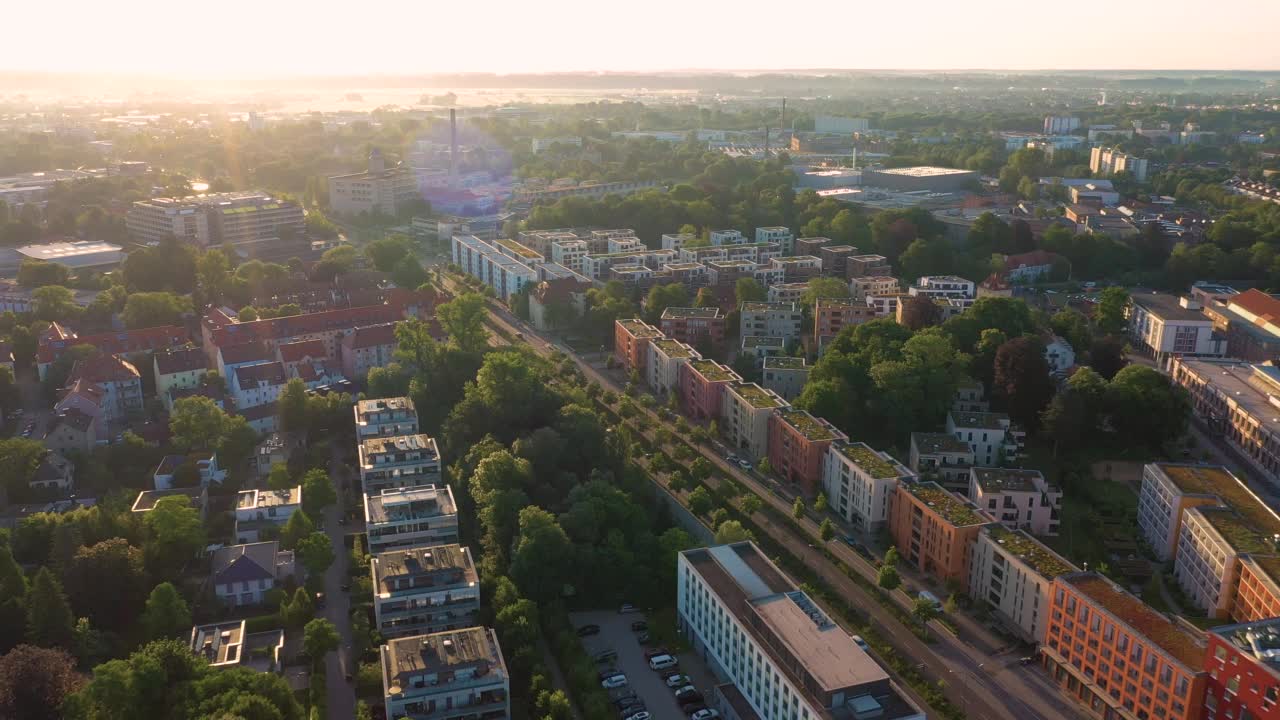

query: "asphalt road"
(323, 446), (357, 720)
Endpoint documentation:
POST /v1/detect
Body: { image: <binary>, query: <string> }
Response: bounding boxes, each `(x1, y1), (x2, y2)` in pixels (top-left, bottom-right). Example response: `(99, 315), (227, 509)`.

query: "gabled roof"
(154, 346), (206, 375)
(1228, 289), (1280, 335)
(278, 339), (327, 363)
(70, 353), (140, 384)
(211, 541), (284, 585)
(47, 408), (95, 433)
(235, 361), (287, 387)
(219, 341), (272, 366)
(346, 322), (398, 350)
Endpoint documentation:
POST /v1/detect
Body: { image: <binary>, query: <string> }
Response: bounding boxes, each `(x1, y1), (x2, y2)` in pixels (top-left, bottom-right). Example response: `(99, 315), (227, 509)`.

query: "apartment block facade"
(371, 544), (480, 638)
(822, 441), (913, 534)
(767, 409), (847, 495)
(908, 432), (976, 494)
(365, 485), (460, 554)
(761, 356), (809, 401)
(381, 628), (510, 720)
(660, 307), (726, 348)
(945, 410), (1025, 467)
(814, 297), (876, 349)
(969, 524), (1077, 643)
(354, 397), (420, 439)
(358, 434), (442, 496)
(968, 467), (1063, 536)
(646, 337), (698, 396)
(740, 302), (803, 342)
(720, 382), (787, 461)
(613, 318), (661, 375)
(1170, 358), (1280, 483)
(1205, 618), (1280, 720)
(679, 359), (741, 421)
(889, 481), (989, 590)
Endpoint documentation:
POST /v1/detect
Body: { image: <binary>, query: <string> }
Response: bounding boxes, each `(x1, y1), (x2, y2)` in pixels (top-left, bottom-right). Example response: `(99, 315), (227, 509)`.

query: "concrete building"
(1090, 146), (1149, 183)
(234, 487), (302, 544)
(908, 275), (975, 304)
(15, 240), (125, 271)
(131, 485), (208, 518)
(328, 150), (420, 216)
(660, 307), (726, 349)
(1205, 617), (1280, 720)
(945, 410), (1024, 467)
(709, 229), (747, 246)
(613, 318), (661, 375)
(365, 485), (460, 554)
(371, 544), (480, 638)
(740, 302), (803, 342)
(768, 281), (811, 305)
(358, 434), (442, 496)
(1043, 116), (1081, 135)
(190, 620), (285, 674)
(889, 481), (989, 590)
(42, 408), (97, 455)
(1069, 183), (1120, 206)
(761, 356), (809, 401)
(865, 291), (911, 317)
(1128, 292), (1225, 366)
(847, 255), (891, 279)
(211, 541), (294, 608)
(767, 408), (846, 495)
(721, 382), (787, 461)
(380, 628), (509, 720)
(740, 335), (785, 366)
(152, 452), (226, 490)
(823, 441), (913, 534)
(818, 245), (857, 276)
(127, 192), (303, 247)
(1137, 463), (1242, 562)
(860, 166), (978, 192)
(1042, 573), (1206, 720)
(968, 467), (1063, 536)
(1169, 360), (1280, 482)
(814, 297), (876, 349)
(908, 432), (976, 494)
(355, 397), (419, 439)
(850, 275), (899, 302)
(769, 255), (824, 281)
(660, 232), (695, 251)
(1174, 505), (1280, 619)
(452, 234), (538, 300)
(679, 359), (741, 421)
(678, 542), (924, 720)
(755, 226), (794, 255)
(1232, 555), (1280, 624)
(968, 525), (1077, 643)
(646, 337), (698, 396)
(794, 236), (833, 256)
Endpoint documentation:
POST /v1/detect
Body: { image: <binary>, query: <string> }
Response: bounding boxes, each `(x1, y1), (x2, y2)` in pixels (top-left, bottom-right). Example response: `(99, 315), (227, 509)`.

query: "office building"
(355, 397), (419, 439)
(613, 318), (661, 375)
(1043, 116), (1081, 135)
(1170, 360), (1280, 482)
(968, 467), (1062, 536)
(1128, 292), (1225, 366)
(127, 192), (303, 247)
(889, 481), (989, 589)
(358, 434), (442, 496)
(381, 628), (509, 720)
(365, 485), (460, 554)
(740, 302), (803, 342)
(1042, 573), (1206, 720)
(1090, 147), (1149, 183)
(767, 409), (846, 495)
(371, 544), (480, 638)
(660, 307), (726, 349)
(680, 359), (741, 421)
(968, 525), (1076, 643)
(329, 149), (420, 216)
(823, 441), (913, 534)
(721, 382), (787, 461)
(646, 337), (698, 396)
(678, 542), (924, 720)
(908, 432), (976, 494)
(945, 410), (1025, 467)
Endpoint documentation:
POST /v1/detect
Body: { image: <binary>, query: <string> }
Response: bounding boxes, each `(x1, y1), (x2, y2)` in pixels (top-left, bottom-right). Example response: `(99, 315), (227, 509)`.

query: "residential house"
(945, 411), (1024, 466)
(211, 541), (295, 607)
(341, 322), (400, 380)
(850, 275), (898, 302)
(43, 409), (98, 454)
(68, 354), (142, 422)
(355, 397), (420, 439)
(29, 451), (73, 493)
(232, 361), (288, 410)
(371, 544), (480, 638)
(152, 452), (227, 490)
(234, 487), (302, 544)
(153, 347), (207, 403)
(190, 620), (285, 674)
(761, 356), (809, 401)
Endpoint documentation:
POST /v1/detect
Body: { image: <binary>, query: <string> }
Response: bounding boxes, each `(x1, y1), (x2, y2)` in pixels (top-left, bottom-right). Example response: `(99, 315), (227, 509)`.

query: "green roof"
(742, 335), (785, 348)
(689, 359), (736, 383)
(763, 356), (806, 370)
(1157, 464), (1280, 536)
(730, 382), (783, 409)
(1199, 507), (1276, 555)
(661, 307), (721, 319)
(973, 468), (1045, 493)
(835, 442), (904, 479)
(651, 338), (693, 358)
(618, 319), (661, 338)
(986, 525), (1076, 579)
(948, 410), (1011, 431)
(741, 301), (794, 313)
(495, 238), (542, 259)
(911, 432), (971, 455)
(906, 482), (985, 527)
(777, 409), (837, 441)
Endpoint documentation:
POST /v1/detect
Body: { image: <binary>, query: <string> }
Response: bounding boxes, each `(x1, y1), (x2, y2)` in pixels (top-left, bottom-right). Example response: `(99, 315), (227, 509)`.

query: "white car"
(673, 684), (696, 696)
(737, 459), (753, 471)
(664, 673), (690, 688)
(601, 674), (628, 689)
(623, 712), (651, 720)
(692, 710), (720, 720)
(851, 634), (869, 651)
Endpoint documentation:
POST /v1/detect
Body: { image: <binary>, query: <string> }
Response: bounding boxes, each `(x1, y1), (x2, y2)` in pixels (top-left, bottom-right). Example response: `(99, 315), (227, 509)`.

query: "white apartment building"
(865, 291), (911, 317)
(1136, 463), (1234, 562)
(822, 441), (914, 534)
(359, 434), (442, 496)
(768, 282), (810, 304)
(232, 361), (288, 411)
(850, 275), (899, 302)
(234, 487), (302, 544)
(739, 302), (803, 342)
(968, 525), (1077, 643)
(909, 276), (975, 303)
(646, 337), (699, 396)
(1090, 146), (1149, 183)
(709, 229), (747, 246)
(549, 240), (587, 274)
(581, 249), (676, 281)
(968, 467), (1062, 536)
(371, 544), (480, 638)
(678, 542), (924, 720)
(1044, 116), (1081, 135)
(756, 226), (795, 255)
(1044, 336), (1076, 374)
(365, 485), (460, 554)
(761, 356), (809, 401)
(1173, 506), (1277, 619)
(721, 382), (788, 461)
(452, 234), (538, 300)
(741, 336), (786, 366)
(945, 411), (1024, 467)
(355, 397), (420, 439)
(1128, 292), (1225, 367)
(661, 232), (695, 250)
(907, 432), (975, 494)
(381, 628), (509, 720)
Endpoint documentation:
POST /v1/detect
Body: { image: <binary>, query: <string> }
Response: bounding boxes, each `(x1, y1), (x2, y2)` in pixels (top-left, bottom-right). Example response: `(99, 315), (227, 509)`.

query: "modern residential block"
(850, 275), (899, 301)
(1170, 359), (1280, 483)
(761, 356), (809, 401)
(968, 525), (1077, 643)
(846, 254), (891, 279)
(1205, 617), (1280, 720)
(234, 487), (302, 544)
(613, 318), (661, 375)
(381, 627), (510, 720)
(355, 397), (420, 439)
(889, 481), (990, 589)
(814, 297), (876, 349)
(190, 620), (285, 674)
(359, 434), (442, 496)
(1128, 292), (1225, 367)
(645, 337), (698, 396)
(945, 411), (1024, 466)
(740, 335), (785, 366)
(660, 307), (726, 349)
(1173, 505), (1280, 619)
(371, 544), (480, 638)
(909, 275), (976, 303)
(755, 226), (794, 254)
(1137, 463), (1249, 562)
(822, 441), (914, 534)
(739, 301), (803, 342)
(721, 381), (787, 461)
(365, 485), (460, 554)
(908, 432), (975, 494)
(767, 408), (846, 495)
(679, 359), (741, 421)
(968, 467), (1062, 536)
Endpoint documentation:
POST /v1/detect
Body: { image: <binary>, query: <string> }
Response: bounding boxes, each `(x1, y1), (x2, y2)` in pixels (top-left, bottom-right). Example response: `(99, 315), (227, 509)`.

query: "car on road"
(577, 624), (601, 637)
(622, 712), (650, 720)
(664, 673), (690, 688)
(630, 620), (647, 632)
(601, 674), (628, 689)
(851, 634), (869, 651)
(736, 459), (752, 471)
(618, 603), (639, 613)
(691, 709), (720, 720)
(648, 654), (678, 671)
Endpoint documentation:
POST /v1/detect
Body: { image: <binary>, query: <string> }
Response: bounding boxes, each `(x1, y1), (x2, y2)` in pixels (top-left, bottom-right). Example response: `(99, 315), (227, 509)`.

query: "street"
(323, 445), (356, 720)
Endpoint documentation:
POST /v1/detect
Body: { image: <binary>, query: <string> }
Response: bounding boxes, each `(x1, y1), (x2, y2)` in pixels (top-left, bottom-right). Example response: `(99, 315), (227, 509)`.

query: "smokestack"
(449, 109), (458, 182)
(781, 98), (786, 134)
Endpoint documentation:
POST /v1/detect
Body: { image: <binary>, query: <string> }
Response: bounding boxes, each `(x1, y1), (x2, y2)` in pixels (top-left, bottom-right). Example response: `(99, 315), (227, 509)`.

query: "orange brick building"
(613, 318), (661, 375)
(1231, 556), (1280, 623)
(888, 481), (989, 590)
(678, 359), (740, 421)
(1042, 572), (1207, 720)
(813, 297), (876, 349)
(766, 409), (845, 495)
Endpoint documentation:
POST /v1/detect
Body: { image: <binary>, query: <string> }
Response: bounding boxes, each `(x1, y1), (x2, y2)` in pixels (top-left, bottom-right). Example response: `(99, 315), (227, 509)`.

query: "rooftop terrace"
(949, 410), (1011, 431)
(1215, 616), (1280, 671)
(986, 525), (1076, 579)
(763, 356), (807, 370)
(617, 318), (661, 338)
(742, 335), (785, 349)
(905, 482), (986, 527)
(972, 467), (1046, 494)
(662, 307), (722, 319)
(651, 338), (694, 358)
(777, 408), (838, 441)
(741, 301), (795, 313)
(1064, 573), (1205, 668)
(835, 442), (905, 479)
(911, 432), (972, 455)
(730, 382), (784, 409)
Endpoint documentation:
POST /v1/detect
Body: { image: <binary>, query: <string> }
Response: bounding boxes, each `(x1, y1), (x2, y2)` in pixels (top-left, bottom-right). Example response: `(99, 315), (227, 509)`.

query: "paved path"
(323, 447), (356, 720)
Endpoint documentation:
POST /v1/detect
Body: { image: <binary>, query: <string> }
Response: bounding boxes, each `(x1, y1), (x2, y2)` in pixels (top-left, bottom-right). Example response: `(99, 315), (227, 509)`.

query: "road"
(323, 446), (356, 720)
(471, 292), (1081, 720)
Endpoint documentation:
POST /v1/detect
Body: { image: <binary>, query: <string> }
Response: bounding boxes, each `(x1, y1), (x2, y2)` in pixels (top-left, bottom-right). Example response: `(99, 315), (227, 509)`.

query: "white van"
(918, 590), (942, 609)
(648, 654), (678, 671)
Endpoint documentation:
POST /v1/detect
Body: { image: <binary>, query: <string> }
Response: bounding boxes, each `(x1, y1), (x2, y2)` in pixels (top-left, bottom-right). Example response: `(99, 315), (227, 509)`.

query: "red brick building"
(614, 318), (661, 375)
(1205, 617), (1280, 720)
(766, 408), (845, 495)
(660, 307), (726, 350)
(678, 358), (740, 421)
(888, 481), (989, 590)
(38, 322), (188, 380)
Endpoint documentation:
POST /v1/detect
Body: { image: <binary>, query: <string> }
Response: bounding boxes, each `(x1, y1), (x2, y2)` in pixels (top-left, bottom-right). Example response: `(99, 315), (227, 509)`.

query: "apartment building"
(849, 275), (899, 302)
(1174, 505), (1280, 619)
(945, 410), (1025, 466)
(889, 481), (990, 590)
(769, 255), (823, 281)
(358, 434), (442, 496)
(371, 544), (480, 638)
(819, 245), (857, 276)
(328, 150), (420, 216)
(822, 441), (913, 534)
(234, 487), (302, 544)
(755, 226), (794, 254)
(153, 347), (207, 402)
(721, 382), (787, 461)
(211, 541), (294, 608)
(646, 337), (698, 396)
(581, 249), (675, 281)
(705, 259), (760, 288)
(127, 191), (304, 247)
(969, 525), (1077, 643)
(1042, 573), (1206, 720)
(232, 361), (287, 410)
(678, 542), (925, 720)
(865, 291), (911, 317)
(740, 302), (803, 342)
(767, 281), (810, 304)
(341, 323), (400, 380)
(660, 307), (726, 348)
(1128, 292), (1225, 366)
(660, 232), (695, 250)
(1090, 146), (1150, 183)
(355, 397), (419, 439)
(908, 432), (976, 494)
(847, 254), (891, 279)
(761, 356), (809, 401)
(1138, 463), (1250, 562)
(613, 318), (661, 375)
(767, 408), (846, 495)
(1170, 358), (1280, 482)
(968, 467), (1063, 536)
(740, 335), (785, 366)
(152, 452), (226, 490)
(381, 628), (509, 720)
(1205, 617), (1280, 720)
(709, 229), (747, 246)
(1233, 555), (1280, 623)
(549, 239), (587, 274)
(452, 234), (538, 300)
(69, 353), (143, 421)
(909, 275), (976, 305)
(679, 359), (741, 421)
(365, 485), (460, 554)
(814, 297), (876, 349)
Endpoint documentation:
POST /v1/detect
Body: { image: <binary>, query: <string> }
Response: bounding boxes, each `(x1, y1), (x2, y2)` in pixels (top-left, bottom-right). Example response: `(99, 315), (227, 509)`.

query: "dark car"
(680, 698), (707, 713)
(577, 624), (602, 637)
(599, 668), (621, 681)
(676, 689), (704, 705)
(630, 620), (647, 632)
(643, 647), (671, 660)
(636, 631), (650, 643)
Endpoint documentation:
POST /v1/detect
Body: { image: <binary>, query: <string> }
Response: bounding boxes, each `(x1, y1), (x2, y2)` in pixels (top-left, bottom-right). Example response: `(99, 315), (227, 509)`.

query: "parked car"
(630, 620), (647, 632)
(617, 700), (645, 716)
(918, 590), (942, 609)
(613, 694), (639, 708)
(599, 668), (621, 681)
(601, 674), (628, 689)
(618, 603), (639, 614)
(665, 673), (691, 688)
(676, 688), (703, 705)
(737, 459), (752, 471)
(648, 655), (678, 671)
(680, 700), (708, 714)
(691, 709), (721, 720)
(851, 634), (869, 651)
(643, 647), (671, 660)
(622, 712), (651, 720)
(593, 649), (618, 664)
(673, 684), (696, 695)
(577, 624), (601, 637)
(636, 631), (650, 643)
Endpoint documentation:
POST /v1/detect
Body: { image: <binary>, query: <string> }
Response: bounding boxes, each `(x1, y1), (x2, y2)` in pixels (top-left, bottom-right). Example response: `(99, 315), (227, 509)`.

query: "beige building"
(371, 544), (480, 638)
(850, 275), (899, 302)
(328, 150), (420, 217)
(1173, 505), (1280, 619)
(968, 524), (1078, 642)
(1137, 463), (1246, 562)
(365, 485), (460, 554)
(358, 434), (442, 496)
(646, 337), (698, 397)
(968, 467), (1062, 536)
(127, 192), (303, 247)
(381, 627), (509, 720)
(1169, 359), (1280, 483)
(720, 382), (787, 461)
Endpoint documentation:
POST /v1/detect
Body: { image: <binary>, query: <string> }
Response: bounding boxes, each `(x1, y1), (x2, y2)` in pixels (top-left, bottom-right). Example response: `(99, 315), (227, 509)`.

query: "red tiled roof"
(1228, 289), (1280, 328)
(346, 323), (398, 350)
(39, 324), (187, 364)
(1005, 250), (1060, 271)
(210, 304), (401, 348)
(219, 342), (272, 366)
(278, 339), (328, 363)
(71, 353), (140, 384)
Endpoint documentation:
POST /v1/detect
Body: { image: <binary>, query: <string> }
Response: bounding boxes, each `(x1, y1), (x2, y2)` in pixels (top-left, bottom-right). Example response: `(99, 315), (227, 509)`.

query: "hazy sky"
(6, 0), (1280, 75)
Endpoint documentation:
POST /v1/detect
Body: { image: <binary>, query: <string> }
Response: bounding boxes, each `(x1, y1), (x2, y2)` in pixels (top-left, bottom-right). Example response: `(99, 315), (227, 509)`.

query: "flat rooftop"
(949, 410), (1011, 431)
(651, 338), (694, 358)
(833, 442), (906, 479)
(1130, 292), (1210, 322)
(750, 591), (887, 692)
(904, 482), (987, 527)
(372, 544), (477, 595)
(1155, 463), (1280, 536)
(911, 432), (972, 455)
(361, 434), (440, 460)
(617, 318), (661, 338)
(191, 620), (244, 666)
(366, 485), (458, 524)
(776, 408), (838, 441)
(871, 166), (974, 177)
(742, 335), (785, 349)
(237, 487), (300, 510)
(1063, 573), (1205, 669)
(984, 525), (1077, 579)
(763, 356), (807, 370)
(493, 238), (542, 259)
(1197, 506), (1275, 555)
(1173, 361), (1280, 436)
(688, 359), (738, 383)
(729, 382), (785, 409)
(1214, 616), (1280, 673)
(661, 307), (722, 320)
(383, 627), (503, 690)
(972, 467), (1048, 494)
(815, 297), (862, 308)
(132, 486), (203, 512)
(357, 397), (415, 415)
(741, 301), (796, 313)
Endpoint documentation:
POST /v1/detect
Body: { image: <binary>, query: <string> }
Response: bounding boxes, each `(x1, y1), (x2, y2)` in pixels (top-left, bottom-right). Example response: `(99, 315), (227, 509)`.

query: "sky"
(5, 0), (1280, 76)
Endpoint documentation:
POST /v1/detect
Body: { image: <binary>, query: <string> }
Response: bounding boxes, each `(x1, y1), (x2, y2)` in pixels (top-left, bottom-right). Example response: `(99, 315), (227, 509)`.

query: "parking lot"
(570, 609), (720, 719)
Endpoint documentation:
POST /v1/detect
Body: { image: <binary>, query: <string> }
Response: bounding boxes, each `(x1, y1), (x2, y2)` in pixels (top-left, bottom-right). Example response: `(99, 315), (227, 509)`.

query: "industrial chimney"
(449, 109), (458, 183)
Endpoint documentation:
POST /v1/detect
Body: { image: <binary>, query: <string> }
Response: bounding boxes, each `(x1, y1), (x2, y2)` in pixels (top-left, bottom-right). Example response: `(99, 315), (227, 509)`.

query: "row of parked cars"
(597, 649), (718, 720)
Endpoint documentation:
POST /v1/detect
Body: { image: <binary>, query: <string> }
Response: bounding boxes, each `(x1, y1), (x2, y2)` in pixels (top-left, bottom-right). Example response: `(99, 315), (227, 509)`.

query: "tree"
(26, 569), (73, 649)
(687, 487), (713, 516)
(31, 286), (79, 322)
(0, 645), (82, 720)
(1050, 309), (1092, 354)
(877, 564), (901, 590)
(303, 619), (339, 661)
(143, 496), (205, 574)
(714, 520), (752, 544)
(0, 546), (26, 653)
(801, 277), (849, 306)
(912, 596), (940, 627)
(196, 248), (230, 302)
(280, 588), (314, 629)
(643, 283), (689, 323)
(300, 469), (337, 517)
(899, 294), (942, 331)
(739, 495), (762, 516)
(757, 457), (773, 476)
(437, 292), (490, 354)
(735, 277), (768, 305)
(509, 507), (574, 604)
(992, 336), (1055, 431)
(884, 547), (899, 567)
(169, 396), (232, 452)
(792, 496), (806, 520)
(296, 533), (335, 577)
(141, 583), (190, 641)
(391, 255), (428, 289)
(121, 292), (189, 329)
(1095, 287), (1129, 335)
(819, 518), (835, 541)
(365, 235), (413, 272)
(814, 492), (828, 513)
(277, 378), (310, 434)
(17, 260), (70, 288)
(0, 439), (46, 501)
(267, 462), (293, 491)
(237, 306), (259, 322)
(63, 539), (146, 632)
(1107, 365), (1191, 450)
(1089, 336), (1129, 380)
(279, 510), (315, 551)
(689, 457), (713, 482)
(693, 287), (716, 308)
